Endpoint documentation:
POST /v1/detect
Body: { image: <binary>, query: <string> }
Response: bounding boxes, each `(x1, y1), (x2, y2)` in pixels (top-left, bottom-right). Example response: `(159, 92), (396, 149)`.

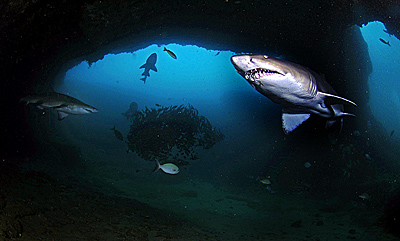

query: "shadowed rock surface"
(2, 0), (400, 239)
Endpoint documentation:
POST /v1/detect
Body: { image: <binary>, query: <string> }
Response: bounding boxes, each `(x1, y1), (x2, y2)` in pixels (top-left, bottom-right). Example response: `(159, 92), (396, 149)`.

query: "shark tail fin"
(320, 92), (357, 106)
(326, 113), (355, 132)
(110, 125), (116, 130)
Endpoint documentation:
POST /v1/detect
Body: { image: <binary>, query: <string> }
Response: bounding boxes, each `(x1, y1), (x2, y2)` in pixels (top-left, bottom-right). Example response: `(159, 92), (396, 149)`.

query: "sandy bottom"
(2, 124), (399, 241)
(2, 142), (398, 241)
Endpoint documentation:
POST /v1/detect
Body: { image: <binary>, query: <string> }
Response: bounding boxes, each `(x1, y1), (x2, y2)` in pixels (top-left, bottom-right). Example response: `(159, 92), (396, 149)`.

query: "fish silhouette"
(139, 53), (157, 83)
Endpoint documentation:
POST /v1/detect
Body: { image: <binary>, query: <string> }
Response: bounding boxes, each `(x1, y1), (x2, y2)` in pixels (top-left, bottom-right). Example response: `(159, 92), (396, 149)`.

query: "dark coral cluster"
(126, 104), (224, 164)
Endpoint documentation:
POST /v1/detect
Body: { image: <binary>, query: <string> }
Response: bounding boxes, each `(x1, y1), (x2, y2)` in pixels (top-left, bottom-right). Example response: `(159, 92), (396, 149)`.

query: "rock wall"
(0, 0), (398, 157)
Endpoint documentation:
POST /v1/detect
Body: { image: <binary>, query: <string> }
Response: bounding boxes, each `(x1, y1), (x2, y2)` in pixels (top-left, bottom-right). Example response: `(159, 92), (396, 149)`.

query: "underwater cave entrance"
(360, 21), (400, 138)
(51, 42), (281, 177)
(57, 43), (243, 125)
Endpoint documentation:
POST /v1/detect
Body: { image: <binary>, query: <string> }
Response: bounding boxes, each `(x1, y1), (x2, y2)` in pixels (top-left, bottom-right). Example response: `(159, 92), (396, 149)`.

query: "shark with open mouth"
(231, 54), (356, 134)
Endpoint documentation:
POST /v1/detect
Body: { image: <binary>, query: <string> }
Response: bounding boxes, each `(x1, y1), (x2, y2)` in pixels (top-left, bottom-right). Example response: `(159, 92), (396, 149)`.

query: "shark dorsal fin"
(320, 92), (357, 106)
(282, 112), (311, 134)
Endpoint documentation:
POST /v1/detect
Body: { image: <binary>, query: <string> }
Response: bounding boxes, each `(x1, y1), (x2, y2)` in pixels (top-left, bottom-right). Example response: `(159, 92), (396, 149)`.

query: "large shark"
(231, 54), (356, 134)
(139, 53), (157, 83)
(21, 92), (98, 120)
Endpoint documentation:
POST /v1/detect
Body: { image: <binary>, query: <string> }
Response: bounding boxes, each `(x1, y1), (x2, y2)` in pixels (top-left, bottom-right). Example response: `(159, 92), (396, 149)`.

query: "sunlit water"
(48, 44), (287, 238)
(360, 21), (400, 136)
(28, 26), (399, 239)
(56, 44), (281, 146)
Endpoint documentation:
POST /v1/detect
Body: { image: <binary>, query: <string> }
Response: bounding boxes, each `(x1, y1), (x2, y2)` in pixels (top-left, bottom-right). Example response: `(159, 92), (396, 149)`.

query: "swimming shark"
(231, 54), (356, 134)
(139, 53), (157, 83)
(21, 92), (98, 120)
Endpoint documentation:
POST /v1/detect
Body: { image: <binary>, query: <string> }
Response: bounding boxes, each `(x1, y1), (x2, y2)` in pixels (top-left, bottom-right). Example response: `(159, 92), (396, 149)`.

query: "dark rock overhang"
(0, 0), (398, 157)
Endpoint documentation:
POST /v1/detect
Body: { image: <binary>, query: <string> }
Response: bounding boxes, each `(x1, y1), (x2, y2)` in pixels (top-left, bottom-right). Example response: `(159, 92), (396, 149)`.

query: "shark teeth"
(245, 68), (280, 80)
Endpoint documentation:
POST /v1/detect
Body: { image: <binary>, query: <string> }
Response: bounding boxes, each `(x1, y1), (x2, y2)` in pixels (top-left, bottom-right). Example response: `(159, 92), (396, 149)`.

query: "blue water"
(360, 21), (400, 136)
(33, 27), (400, 239)
(55, 44), (282, 168)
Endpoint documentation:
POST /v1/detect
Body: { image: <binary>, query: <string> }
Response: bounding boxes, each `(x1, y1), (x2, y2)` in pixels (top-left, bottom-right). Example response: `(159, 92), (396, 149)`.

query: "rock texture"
(1, 1), (400, 239)
(1, 1), (398, 155)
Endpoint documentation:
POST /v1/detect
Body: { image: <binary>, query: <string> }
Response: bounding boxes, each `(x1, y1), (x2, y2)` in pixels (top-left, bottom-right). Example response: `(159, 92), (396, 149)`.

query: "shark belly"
(256, 76), (332, 116)
(230, 54), (356, 134)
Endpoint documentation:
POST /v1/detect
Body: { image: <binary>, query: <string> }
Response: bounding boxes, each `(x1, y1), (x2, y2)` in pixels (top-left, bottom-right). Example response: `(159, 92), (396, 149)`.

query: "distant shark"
(21, 92), (98, 120)
(231, 54), (356, 134)
(139, 53), (157, 83)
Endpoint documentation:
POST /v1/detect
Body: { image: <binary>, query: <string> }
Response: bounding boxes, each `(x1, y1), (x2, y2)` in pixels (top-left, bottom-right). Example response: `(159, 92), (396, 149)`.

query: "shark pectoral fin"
(320, 92), (357, 106)
(151, 66), (158, 72)
(139, 64), (146, 69)
(57, 111), (69, 120)
(282, 113), (311, 134)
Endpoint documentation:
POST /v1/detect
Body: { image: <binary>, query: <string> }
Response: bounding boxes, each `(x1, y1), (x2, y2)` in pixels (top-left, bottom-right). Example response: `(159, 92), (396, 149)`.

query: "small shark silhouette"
(139, 53), (157, 83)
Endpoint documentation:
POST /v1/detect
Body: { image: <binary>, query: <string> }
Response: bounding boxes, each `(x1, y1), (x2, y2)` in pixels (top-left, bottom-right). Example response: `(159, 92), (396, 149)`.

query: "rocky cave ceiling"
(1, 0), (399, 156)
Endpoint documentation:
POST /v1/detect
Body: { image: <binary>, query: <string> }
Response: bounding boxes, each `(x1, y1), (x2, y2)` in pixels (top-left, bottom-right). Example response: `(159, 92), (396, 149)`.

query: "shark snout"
(231, 55), (251, 74)
(231, 55), (248, 67)
(230, 55), (240, 65)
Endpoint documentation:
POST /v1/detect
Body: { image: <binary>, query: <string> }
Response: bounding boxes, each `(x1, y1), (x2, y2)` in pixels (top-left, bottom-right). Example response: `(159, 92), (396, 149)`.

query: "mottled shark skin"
(21, 92), (98, 120)
(139, 53), (157, 83)
(231, 54), (356, 134)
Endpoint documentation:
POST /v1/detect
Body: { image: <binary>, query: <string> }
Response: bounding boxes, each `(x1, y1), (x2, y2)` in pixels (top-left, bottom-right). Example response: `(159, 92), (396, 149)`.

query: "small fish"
(214, 52), (220, 56)
(260, 179), (271, 185)
(379, 38), (391, 46)
(365, 153), (371, 160)
(153, 160), (179, 175)
(359, 193), (371, 200)
(110, 125), (124, 141)
(163, 47), (177, 59)
(390, 130), (395, 138)
(304, 162), (312, 168)
(155, 103), (161, 107)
